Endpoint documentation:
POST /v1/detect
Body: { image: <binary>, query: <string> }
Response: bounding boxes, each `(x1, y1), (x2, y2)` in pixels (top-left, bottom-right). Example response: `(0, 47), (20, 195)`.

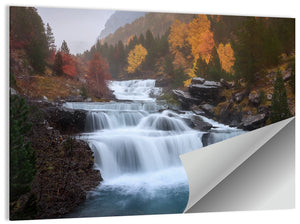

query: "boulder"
(188, 79), (223, 104)
(46, 107), (87, 134)
(172, 89), (201, 109)
(200, 103), (215, 117)
(220, 78), (232, 89)
(182, 116), (213, 131)
(238, 113), (267, 131)
(192, 116), (213, 131)
(248, 91), (260, 106)
(267, 94), (272, 101)
(191, 77), (205, 85)
(283, 72), (292, 82)
(233, 89), (249, 103)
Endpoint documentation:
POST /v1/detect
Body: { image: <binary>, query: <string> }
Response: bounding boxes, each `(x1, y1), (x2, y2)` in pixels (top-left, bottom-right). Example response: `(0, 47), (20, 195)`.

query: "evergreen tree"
(60, 40), (70, 55)
(163, 55), (174, 76)
(53, 51), (63, 76)
(46, 23), (56, 50)
(10, 94), (36, 203)
(207, 47), (222, 81)
(10, 7), (48, 74)
(270, 70), (291, 123)
(194, 57), (208, 77)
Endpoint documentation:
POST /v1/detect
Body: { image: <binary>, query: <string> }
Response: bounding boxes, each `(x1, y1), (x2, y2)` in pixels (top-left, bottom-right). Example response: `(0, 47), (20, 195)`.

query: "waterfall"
(64, 79), (246, 217)
(107, 79), (162, 101)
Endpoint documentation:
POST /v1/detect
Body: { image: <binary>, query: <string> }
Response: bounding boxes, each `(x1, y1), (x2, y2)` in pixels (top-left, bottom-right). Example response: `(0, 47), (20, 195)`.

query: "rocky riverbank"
(172, 69), (294, 131)
(10, 99), (102, 219)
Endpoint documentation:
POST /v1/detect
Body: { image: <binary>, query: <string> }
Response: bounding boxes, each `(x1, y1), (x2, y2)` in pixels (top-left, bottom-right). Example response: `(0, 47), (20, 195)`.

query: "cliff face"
(99, 11), (146, 40)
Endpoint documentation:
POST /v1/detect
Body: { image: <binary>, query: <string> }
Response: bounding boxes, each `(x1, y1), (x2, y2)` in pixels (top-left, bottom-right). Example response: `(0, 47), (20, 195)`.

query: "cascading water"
(64, 79), (245, 217)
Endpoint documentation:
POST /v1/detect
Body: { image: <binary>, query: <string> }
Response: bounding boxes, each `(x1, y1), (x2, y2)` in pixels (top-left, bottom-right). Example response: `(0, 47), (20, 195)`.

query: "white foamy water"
(108, 79), (162, 101)
(65, 79), (245, 217)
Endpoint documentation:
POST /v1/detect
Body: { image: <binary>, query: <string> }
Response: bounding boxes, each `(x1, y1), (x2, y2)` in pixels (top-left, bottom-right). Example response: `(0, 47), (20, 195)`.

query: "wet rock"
(172, 89), (201, 109)
(200, 103), (215, 117)
(192, 116), (213, 131)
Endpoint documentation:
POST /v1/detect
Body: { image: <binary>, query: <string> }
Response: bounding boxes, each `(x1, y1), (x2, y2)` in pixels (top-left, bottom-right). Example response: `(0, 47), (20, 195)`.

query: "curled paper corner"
(180, 117), (295, 213)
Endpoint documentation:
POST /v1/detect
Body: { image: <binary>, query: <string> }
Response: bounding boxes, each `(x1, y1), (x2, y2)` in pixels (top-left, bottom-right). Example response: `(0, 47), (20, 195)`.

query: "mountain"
(101, 12), (195, 45)
(99, 11), (146, 40)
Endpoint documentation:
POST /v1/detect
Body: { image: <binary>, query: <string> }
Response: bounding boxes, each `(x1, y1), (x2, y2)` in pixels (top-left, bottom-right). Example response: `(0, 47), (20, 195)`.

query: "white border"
(1, 0), (299, 224)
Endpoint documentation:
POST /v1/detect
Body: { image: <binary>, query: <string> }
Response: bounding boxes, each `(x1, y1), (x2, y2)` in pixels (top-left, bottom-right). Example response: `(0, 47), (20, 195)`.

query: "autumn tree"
(187, 14), (215, 63)
(127, 44), (148, 74)
(169, 20), (189, 56)
(88, 52), (111, 97)
(217, 43), (235, 73)
(10, 7), (48, 74)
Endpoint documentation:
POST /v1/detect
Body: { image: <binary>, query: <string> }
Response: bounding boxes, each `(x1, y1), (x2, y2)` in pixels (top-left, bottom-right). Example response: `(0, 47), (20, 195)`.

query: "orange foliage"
(187, 15), (215, 61)
(62, 53), (78, 77)
(88, 52), (111, 97)
(217, 43), (235, 73)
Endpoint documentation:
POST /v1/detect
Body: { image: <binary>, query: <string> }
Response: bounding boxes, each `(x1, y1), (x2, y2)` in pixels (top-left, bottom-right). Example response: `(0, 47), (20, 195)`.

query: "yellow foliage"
(169, 20), (189, 56)
(217, 43), (235, 73)
(127, 44), (148, 73)
(183, 60), (197, 87)
(187, 15), (215, 61)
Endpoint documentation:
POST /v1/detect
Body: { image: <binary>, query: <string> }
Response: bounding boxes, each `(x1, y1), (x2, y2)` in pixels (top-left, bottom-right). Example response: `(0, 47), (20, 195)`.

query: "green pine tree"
(270, 70), (292, 123)
(60, 40), (70, 55)
(10, 94), (36, 203)
(207, 46), (222, 81)
(53, 51), (64, 76)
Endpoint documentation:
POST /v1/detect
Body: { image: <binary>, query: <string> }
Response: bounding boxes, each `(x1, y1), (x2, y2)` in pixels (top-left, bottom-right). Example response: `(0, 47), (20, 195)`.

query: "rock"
(257, 105), (271, 118)
(191, 106), (206, 116)
(172, 89), (201, 109)
(233, 89), (249, 103)
(238, 114), (267, 131)
(248, 91), (260, 106)
(220, 78), (232, 89)
(267, 93), (273, 100)
(192, 116), (213, 131)
(65, 95), (84, 102)
(200, 103), (215, 116)
(202, 133), (210, 147)
(283, 72), (291, 81)
(188, 79), (223, 105)
(10, 88), (18, 95)
(43, 96), (48, 101)
(46, 107), (87, 134)
(191, 77), (205, 85)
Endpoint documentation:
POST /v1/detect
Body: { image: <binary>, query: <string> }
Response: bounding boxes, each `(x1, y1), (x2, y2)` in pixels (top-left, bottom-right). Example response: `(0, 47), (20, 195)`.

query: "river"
(63, 79), (245, 217)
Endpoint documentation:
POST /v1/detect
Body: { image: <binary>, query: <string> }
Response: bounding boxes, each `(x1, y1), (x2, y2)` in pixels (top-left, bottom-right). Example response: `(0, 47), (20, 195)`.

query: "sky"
(37, 7), (115, 54)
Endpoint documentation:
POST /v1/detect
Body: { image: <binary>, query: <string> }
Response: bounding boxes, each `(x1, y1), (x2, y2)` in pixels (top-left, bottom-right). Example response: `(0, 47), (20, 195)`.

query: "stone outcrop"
(238, 113), (267, 131)
(188, 80), (224, 105)
(45, 107), (87, 134)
